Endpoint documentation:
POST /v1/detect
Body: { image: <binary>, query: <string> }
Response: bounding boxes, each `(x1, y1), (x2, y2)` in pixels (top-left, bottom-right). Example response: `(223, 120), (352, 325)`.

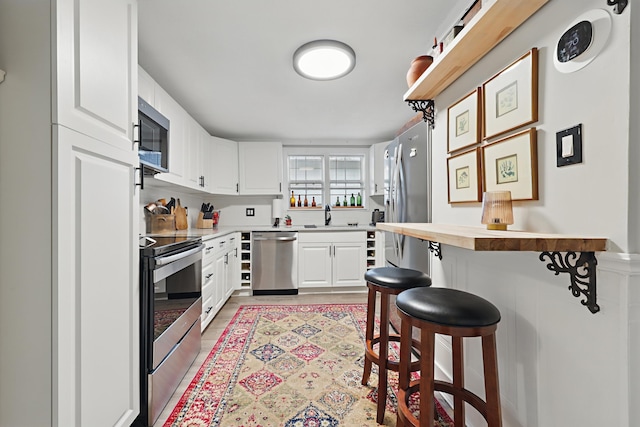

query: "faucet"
(325, 204), (331, 226)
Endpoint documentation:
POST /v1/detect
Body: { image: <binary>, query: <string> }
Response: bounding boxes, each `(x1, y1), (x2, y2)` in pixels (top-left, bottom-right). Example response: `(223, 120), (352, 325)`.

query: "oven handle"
(155, 243), (206, 266)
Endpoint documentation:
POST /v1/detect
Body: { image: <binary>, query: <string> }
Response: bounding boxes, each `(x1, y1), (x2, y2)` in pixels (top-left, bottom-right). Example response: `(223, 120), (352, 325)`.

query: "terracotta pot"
(406, 55), (434, 88)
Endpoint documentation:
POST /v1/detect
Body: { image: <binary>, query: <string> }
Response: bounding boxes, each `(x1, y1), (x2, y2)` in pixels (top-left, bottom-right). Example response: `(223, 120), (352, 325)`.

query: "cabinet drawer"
(298, 231), (365, 243)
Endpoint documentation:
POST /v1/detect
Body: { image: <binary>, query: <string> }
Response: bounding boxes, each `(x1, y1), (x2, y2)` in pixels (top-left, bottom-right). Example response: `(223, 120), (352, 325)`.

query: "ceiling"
(138, 0), (469, 144)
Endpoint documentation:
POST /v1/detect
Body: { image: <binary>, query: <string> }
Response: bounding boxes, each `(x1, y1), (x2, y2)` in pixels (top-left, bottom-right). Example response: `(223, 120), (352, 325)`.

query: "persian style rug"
(163, 304), (453, 426)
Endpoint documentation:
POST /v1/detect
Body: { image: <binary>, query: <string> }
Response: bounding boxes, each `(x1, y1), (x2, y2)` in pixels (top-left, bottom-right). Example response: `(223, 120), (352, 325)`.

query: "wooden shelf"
(403, 0), (549, 101)
(376, 223), (607, 252)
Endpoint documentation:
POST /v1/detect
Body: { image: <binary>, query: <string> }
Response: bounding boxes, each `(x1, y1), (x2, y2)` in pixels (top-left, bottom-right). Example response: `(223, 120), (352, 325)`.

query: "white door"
(238, 141), (283, 195)
(211, 136), (239, 195)
(333, 242), (366, 287)
(55, 0), (137, 152)
(298, 243), (332, 288)
(55, 125), (139, 427)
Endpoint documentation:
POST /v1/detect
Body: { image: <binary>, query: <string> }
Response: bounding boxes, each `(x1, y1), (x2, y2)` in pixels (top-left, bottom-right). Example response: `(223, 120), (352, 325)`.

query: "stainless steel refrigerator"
(384, 120), (432, 330)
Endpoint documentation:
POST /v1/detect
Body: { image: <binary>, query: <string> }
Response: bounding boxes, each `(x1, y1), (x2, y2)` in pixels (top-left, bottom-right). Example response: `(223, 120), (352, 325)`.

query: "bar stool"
(395, 287), (502, 427)
(361, 267), (432, 424)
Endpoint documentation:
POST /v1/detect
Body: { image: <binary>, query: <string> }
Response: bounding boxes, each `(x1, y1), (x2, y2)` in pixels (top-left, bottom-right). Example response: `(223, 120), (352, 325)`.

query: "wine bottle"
(343, 197), (347, 206)
(297, 195), (301, 207)
(290, 191), (296, 207)
(350, 193), (355, 206)
(303, 195), (308, 207)
(311, 197), (316, 207)
(356, 192), (362, 206)
(336, 196), (340, 206)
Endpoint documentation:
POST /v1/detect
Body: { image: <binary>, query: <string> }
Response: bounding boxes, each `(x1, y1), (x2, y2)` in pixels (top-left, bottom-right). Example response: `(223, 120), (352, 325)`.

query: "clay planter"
(406, 55), (434, 88)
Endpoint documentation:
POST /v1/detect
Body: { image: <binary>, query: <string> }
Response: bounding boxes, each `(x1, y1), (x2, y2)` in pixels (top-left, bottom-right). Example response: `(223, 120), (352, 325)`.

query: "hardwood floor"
(152, 292), (369, 426)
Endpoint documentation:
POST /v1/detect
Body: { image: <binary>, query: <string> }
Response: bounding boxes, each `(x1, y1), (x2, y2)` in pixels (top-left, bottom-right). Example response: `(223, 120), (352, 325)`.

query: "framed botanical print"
(482, 48), (538, 140)
(447, 147), (482, 203)
(481, 128), (538, 201)
(447, 88), (481, 153)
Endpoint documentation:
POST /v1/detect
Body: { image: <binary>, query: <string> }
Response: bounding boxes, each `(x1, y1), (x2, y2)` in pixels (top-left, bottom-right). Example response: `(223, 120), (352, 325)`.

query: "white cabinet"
(210, 136), (239, 195)
(0, 1), (142, 425)
(155, 85), (187, 179)
(298, 232), (366, 289)
(56, 0), (137, 155)
(138, 66), (156, 106)
(238, 141), (283, 195)
(366, 230), (385, 269)
(200, 233), (239, 331)
(369, 141), (389, 196)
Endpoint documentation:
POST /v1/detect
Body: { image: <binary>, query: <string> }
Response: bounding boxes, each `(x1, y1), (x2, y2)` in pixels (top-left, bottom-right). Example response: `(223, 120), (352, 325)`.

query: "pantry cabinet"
(298, 232), (366, 288)
(0, 1), (140, 426)
(238, 141), (283, 195)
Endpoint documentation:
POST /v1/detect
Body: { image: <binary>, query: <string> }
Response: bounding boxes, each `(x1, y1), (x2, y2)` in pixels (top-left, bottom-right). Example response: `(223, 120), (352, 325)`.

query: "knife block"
(196, 212), (214, 229)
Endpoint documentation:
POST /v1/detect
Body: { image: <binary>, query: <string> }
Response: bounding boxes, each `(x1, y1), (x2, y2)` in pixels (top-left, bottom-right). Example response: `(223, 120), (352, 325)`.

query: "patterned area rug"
(163, 304), (453, 426)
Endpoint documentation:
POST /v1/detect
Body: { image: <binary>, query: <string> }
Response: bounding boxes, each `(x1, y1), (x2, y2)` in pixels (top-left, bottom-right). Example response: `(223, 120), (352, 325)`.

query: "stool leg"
(452, 336), (465, 427)
(419, 327), (435, 427)
(482, 333), (502, 427)
(397, 313), (412, 427)
(361, 286), (376, 386)
(376, 292), (390, 424)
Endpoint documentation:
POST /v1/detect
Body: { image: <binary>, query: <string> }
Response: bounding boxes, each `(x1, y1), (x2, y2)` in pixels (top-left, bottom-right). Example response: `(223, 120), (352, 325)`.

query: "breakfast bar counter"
(377, 223), (608, 313)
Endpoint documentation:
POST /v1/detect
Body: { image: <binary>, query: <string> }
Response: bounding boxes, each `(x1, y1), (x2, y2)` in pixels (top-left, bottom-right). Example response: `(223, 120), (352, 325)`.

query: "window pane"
(288, 155), (324, 207)
(329, 155), (364, 206)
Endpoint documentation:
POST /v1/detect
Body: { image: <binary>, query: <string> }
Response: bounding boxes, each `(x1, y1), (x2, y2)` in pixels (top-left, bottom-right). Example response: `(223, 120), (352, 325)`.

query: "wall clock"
(553, 9), (611, 73)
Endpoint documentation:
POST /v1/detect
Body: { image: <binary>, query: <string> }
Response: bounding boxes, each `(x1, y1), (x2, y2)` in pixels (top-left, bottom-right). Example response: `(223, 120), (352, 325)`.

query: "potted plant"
(284, 215), (292, 227)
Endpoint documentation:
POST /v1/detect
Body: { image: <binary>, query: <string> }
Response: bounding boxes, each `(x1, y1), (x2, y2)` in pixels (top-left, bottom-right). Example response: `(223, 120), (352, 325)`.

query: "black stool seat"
(396, 287), (500, 327)
(364, 266), (432, 289)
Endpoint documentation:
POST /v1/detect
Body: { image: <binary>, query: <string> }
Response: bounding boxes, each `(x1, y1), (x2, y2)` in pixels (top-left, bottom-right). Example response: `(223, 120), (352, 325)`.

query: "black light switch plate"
(246, 208), (255, 216)
(556, 124), (582, 167)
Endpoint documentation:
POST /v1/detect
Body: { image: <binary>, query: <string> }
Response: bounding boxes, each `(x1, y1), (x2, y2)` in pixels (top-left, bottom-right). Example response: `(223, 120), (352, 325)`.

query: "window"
(287, 149), (366, 208)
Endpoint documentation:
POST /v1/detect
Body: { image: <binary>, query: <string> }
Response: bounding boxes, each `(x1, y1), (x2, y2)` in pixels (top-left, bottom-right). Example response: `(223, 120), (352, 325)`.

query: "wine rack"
(240, 232), (251, 289)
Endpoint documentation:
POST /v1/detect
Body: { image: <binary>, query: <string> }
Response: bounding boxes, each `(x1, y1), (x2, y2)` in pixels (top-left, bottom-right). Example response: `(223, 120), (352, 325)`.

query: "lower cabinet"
(201, 233), (239, 331)
(298, 231), (366, 289)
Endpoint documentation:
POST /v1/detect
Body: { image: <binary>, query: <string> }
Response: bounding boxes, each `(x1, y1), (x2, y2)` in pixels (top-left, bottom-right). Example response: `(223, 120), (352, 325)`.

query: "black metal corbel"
(539, 251), (599, 314)
(428, 241), (442, 260)
(406, 99), (435, 128)
(606, 0), (627, 14)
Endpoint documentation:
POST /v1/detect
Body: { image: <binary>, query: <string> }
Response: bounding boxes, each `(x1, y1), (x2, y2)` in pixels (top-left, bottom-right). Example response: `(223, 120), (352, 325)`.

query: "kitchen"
(1, 1), (639, 427)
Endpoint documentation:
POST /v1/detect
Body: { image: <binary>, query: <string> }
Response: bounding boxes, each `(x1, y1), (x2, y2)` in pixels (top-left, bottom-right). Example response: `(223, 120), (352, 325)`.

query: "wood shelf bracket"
(539, 251), (599, 314)
(406, 99), (435, 128)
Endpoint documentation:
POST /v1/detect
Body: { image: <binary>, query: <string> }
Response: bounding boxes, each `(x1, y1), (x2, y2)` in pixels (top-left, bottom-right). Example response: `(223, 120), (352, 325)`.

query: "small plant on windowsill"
(284, 215), (292, 227)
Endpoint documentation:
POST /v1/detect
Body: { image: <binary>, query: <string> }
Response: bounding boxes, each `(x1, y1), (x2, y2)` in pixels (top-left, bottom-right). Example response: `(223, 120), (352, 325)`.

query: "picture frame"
(447, 147), (482, 204)
(481, 128), (538, 201)
(482, 48), (538, 140)
(447, 88), (482, 153)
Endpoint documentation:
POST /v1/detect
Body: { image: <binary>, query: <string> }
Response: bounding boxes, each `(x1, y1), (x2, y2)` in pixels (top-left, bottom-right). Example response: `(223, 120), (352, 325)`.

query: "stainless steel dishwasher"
(252, 231), (298, 295)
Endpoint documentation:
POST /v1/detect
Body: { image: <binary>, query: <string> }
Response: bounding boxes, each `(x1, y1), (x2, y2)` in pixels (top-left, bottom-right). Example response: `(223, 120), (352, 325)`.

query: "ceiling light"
(293, 40), (356, 81)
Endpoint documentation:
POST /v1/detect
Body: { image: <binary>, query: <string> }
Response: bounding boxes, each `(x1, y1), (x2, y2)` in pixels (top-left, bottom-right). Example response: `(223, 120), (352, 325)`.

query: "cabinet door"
(214, 251), (227, 313)
(369, 141), (389, 196)
(155, 86), (186, 179)
(238, 141), (282, 195)
(55, 125), (139, 427)
(56, 0), (137, 152)
(138, 66), (156, 106)
(333, 242), (366, 287)
(298, 243), (332, 288)
(210, 136), (239, 195)
(185, 117), (203, 188)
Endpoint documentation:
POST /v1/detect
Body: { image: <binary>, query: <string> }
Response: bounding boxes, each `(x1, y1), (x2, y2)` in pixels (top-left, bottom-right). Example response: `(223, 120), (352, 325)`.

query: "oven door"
(150, 244), (203, 369)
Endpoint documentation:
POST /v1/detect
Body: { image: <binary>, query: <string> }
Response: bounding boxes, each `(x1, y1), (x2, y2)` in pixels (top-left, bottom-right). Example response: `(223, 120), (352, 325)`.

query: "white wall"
(428, 1), (638, 426)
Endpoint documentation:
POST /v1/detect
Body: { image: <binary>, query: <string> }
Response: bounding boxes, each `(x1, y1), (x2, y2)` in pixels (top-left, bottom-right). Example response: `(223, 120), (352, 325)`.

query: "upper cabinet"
(369, 141), (389, 197)
(404, 0), (549, 101)
(155, 85), (186, 179)
(238, 141), (283, 195)
(138, 67), (156, 106)
(56, 0), (138, 152)
(210, 136), (239, 195)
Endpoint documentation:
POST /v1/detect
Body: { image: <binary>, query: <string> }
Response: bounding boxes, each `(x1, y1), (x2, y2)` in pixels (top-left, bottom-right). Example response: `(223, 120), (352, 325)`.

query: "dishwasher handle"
(253, 236), (297, 242)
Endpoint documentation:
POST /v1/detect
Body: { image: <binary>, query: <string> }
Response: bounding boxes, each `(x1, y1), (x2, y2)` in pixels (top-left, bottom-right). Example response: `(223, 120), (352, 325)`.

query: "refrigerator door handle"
(393, 144), (404, 261)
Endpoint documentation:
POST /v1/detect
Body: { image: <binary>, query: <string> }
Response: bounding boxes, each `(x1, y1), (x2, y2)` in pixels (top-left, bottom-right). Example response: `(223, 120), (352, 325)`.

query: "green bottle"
(335, 196), (340, 206)
(350, 193), (355, 206)
(342, 196), (347, 206)
(356, 192), (362, 206)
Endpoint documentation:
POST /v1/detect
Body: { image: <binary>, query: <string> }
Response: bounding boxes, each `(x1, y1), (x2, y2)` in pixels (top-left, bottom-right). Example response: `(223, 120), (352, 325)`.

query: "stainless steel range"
(135, 236), (204, 426)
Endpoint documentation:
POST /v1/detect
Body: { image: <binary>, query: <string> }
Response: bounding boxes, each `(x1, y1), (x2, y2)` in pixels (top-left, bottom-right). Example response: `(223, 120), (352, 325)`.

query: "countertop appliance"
(138, 96), (170, 173)
(252, 231), (298, 295)
(371, 208), (385, 225)
(135, 236), (204, 426)
(384, 121), (432, 334)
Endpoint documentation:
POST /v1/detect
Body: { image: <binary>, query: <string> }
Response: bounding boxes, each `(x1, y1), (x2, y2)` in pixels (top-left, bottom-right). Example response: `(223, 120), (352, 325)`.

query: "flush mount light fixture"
(293, 40), (356, 80)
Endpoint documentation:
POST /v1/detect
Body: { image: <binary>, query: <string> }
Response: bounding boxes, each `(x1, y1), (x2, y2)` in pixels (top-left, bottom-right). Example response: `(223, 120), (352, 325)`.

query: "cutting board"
(175, 199), (188, 230)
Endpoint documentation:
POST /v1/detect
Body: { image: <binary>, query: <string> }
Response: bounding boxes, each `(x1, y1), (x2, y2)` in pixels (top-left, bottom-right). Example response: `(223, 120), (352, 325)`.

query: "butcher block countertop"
(376, 223), (607, 252)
